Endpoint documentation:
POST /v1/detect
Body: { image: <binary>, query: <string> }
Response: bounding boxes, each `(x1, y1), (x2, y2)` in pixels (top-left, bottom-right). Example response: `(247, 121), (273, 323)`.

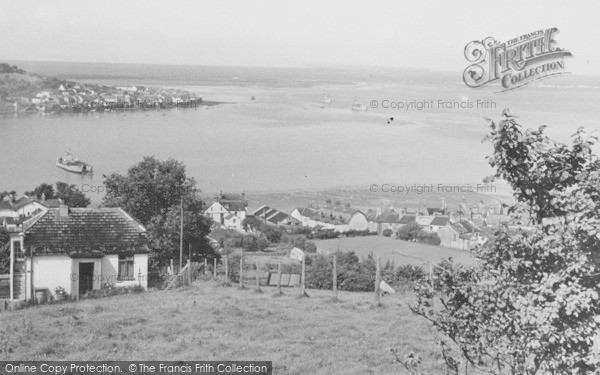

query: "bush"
(290, 226), (312, 235)
(394, 264), (426, 283)
(304, 241), (317, 253)
(225, 254), (241, 282)
(416, 230), (441, 245)
(382, 228), (393, 237)
(305, 254), (333, 289)
(242, 235), (259, 252)
(397, 222), (422, 241)
(257, 236), (271, 251)
(264, 227), (283, 243)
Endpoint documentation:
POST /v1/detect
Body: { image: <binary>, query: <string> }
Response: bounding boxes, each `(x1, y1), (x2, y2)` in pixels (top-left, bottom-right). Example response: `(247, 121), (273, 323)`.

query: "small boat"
(351, 98), (367, 112)
(321, 93), (332, 105)
(56, 149), (94, 174)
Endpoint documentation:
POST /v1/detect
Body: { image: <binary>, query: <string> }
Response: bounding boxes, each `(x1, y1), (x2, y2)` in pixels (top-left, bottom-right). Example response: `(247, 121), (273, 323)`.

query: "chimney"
(58, 204), (69, 218)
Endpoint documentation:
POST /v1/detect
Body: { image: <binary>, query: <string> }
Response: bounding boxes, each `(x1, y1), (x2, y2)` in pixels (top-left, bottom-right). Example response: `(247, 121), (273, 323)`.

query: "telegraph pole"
(179, 198), (183, 270)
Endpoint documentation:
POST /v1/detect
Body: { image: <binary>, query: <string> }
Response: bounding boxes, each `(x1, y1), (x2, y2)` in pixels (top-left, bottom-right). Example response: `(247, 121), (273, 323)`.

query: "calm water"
(2, 62), (600, 204)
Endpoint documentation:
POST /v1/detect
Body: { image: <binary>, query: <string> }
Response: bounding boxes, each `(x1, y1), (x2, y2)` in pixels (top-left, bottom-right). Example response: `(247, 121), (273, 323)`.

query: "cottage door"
(78, 262), (94, 295)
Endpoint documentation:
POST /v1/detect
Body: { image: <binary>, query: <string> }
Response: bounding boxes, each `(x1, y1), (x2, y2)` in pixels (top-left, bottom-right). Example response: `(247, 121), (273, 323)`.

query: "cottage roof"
(24, 207), (148, 256)
(427, 207), (445, 215)
(430, 216), (450, 226)
(221, 201), (246, 212)
(450, 221), (478, 234)
(268, 211), (289, 224)
(398, 215), (416, 225)
(295, 207), (316, 218)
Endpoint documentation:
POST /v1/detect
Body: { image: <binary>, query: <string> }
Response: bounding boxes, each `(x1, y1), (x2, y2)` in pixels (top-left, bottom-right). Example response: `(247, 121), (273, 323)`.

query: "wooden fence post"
(239, 255), (244, 288)
(277, 258), (282, 294)
(430, 263), (434, 309)
(204, 258), (208, 276)
(333, 254), (337, 296)
(375, 255), (381, 306)
(213, 258), (217, 279)
(187, 259), (192, 285)
(224, 255), (229, 285)
(301, 254), (306, 296)
(255, 263), (261, 292)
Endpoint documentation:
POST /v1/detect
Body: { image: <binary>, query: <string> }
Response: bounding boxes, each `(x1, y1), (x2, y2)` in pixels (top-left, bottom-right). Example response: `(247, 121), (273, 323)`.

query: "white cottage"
(2, 205), (149, 301)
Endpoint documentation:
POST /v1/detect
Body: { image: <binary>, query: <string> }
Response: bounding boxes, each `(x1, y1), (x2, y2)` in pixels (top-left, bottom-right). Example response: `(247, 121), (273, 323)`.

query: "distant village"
(0, 63), (202, 113)
(13, 83), (202, 113)
(205, 191), (524, 252)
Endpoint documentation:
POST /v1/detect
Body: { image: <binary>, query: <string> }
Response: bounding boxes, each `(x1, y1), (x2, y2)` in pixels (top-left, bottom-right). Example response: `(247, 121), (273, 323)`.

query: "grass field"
(315, 236), (478, 268)
(0, 282), (448, 374)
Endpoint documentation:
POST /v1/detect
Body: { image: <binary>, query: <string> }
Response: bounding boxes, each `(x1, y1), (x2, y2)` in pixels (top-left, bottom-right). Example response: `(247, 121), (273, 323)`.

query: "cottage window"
(118, 254), (135, 281)
(13, 240), (25, 261)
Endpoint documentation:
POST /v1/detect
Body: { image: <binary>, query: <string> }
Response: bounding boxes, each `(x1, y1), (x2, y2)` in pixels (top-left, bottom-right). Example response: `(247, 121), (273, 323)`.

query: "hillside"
(0, 62), (202, 114)
(0, 281), (446, 374)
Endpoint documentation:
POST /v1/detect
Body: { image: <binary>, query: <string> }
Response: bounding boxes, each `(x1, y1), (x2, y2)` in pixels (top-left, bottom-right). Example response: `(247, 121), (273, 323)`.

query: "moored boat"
(350, 98), (367, 112)
(56, 149), (93, 174)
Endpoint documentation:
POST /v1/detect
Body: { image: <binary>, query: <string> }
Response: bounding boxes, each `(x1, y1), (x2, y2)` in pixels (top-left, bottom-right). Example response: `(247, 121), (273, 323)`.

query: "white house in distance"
(2, 205), (149, 301)
(204, 192), (248, 231)
(438, 220), (486, 250)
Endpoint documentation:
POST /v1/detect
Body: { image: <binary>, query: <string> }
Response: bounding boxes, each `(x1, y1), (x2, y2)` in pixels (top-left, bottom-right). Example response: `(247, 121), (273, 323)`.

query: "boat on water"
(321, 93), (332, 105)
(56, 149), (94, 174)
(350, 98), (367, 112)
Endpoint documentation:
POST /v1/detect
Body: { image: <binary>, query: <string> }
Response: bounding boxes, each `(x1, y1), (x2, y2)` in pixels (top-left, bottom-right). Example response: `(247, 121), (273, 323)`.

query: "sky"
(1, 0), (599, 74)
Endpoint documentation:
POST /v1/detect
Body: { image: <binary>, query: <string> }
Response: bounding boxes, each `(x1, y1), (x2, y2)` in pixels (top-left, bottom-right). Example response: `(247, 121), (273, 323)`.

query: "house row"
(1, 204), (149, 302)
(290, 204), (369, 233)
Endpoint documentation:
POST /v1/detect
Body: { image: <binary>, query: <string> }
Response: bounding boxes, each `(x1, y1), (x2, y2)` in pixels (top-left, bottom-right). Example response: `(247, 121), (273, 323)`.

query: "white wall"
(100, 253), (148, 290)
(348, 213), (368, 231)
(32, 255), (73, 298)
(30, 253), (149, 300)
(101, 254), (119, 286)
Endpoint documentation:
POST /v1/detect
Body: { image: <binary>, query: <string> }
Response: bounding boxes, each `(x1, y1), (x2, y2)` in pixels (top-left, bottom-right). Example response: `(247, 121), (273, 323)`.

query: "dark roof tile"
(24, 207), (148, 255)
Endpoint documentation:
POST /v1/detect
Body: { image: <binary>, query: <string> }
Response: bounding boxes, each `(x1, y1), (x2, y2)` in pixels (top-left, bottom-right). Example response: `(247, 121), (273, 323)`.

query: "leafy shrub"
(382, 228), (393, 237)
(304, 241), (317, 253)
(397, 222), (422, 241)
(394, 265), (426, 283)
(410, 115), (600, 374)
(416, 230), (441, 245)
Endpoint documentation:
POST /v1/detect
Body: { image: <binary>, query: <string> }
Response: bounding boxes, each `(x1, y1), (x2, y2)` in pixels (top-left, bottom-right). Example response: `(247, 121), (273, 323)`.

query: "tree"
(25, 182), (90, 207)
(55, 182), (90, 207)
(0, 227), (9, 274)
(145, 194), (212, 266)
(242, 216), (264, 232)
(410, 114), (600, 374)
(397, 222), (422, 241)
(103, 156), (195, 225)
(26, 183), (55, 200)
(102, 157), (212, 268)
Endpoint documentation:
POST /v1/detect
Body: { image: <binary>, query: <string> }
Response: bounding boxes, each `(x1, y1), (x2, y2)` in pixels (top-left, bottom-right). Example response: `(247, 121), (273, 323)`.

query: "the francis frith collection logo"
(463, 28), (572, 91)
